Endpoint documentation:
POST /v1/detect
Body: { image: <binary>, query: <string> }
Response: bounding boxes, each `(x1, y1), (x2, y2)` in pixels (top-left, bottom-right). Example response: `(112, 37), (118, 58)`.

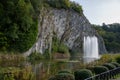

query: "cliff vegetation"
(0, 0), (83, 53)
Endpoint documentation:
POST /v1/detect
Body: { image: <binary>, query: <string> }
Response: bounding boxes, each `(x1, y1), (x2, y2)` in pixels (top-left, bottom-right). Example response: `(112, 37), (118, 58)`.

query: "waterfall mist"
(83, 36), (99, 63)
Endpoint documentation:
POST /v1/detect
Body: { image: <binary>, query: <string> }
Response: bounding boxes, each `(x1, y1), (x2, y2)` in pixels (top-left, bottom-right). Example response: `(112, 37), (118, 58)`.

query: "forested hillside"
(0, 0), (40, 52)
(93, 23), (120, 53)
(0, 0), (83, 53)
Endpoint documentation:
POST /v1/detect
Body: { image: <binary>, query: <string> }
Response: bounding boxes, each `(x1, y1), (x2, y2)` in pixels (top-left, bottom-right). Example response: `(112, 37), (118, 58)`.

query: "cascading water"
(83, 36), (99, 63)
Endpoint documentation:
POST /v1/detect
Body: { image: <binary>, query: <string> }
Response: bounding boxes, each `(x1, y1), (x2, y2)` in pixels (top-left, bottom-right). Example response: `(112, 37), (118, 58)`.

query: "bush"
(74, 69), (93, 80)
(93, 66), (108, 74)
(99, 54), (113, 63)
(46, 0), (70, 9)
(111, 62), (120, 67)
(70, 1), (83, 14)
(103, 63), (116, 70)
(57, 43), (69, 54)
(115, 55), (120, 64)
(0, 67), (35, 80)
(58, 69), (72, 74)
(52, 36), (69, 54)
(49, 73), (75, 80)
(28, 52), (43, 61)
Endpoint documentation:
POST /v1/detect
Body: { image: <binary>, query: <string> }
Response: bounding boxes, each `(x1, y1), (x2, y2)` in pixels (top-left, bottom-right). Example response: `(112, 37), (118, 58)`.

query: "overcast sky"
(70, 0), (120, 25)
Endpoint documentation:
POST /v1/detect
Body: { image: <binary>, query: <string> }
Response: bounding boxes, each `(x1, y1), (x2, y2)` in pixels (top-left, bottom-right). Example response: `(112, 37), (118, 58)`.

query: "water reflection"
(31, 60), (86, 80)
(0, 59), (98, 80)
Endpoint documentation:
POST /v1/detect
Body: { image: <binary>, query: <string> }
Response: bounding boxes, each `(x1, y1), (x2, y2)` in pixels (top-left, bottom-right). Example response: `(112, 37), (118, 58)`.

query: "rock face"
(24, 8), (107, 57)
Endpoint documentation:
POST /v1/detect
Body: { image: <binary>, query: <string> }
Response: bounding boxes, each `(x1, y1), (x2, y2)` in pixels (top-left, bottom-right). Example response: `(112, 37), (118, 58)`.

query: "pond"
(0, 58), (98, 80)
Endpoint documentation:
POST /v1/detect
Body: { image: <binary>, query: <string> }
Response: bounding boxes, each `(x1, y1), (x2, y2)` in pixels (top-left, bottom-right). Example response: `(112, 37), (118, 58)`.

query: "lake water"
(1, 58), (97, 80)
(32, 60), (84, 80)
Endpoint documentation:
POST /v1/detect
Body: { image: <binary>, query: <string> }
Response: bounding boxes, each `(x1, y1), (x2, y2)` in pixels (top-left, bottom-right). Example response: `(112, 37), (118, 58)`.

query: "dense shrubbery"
(0, 0), (38, 52)
(115, 55), (120, 64)
(49, 73), (75, 80)
(93, 66), (108, 74)
(0, 54), (25, 67)
(93, 23), (120, 53)
(96, 54), (113, 65)
(74, 69), (93, 80)
(0, 0), (83, 53)
(28, 52), (43, 61)
(46, 0), (83, 14)
(103, 63), (116, 70)
(0, 67), (35, 80)
(70, 1), (83, 14)
(58, 69), (72, 74)
(49, 54), (120, 80)
(111, 62), (120, 67)
(52, 36), (69, 54)
(46, 0), (70, 9)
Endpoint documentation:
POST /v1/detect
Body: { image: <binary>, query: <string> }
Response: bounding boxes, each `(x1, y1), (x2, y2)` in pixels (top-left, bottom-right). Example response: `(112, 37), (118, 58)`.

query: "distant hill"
(93, 23), (120, 53)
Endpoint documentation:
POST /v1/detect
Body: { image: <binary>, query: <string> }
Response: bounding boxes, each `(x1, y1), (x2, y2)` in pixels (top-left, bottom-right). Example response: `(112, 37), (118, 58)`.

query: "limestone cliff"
(24, 8), (107, 56)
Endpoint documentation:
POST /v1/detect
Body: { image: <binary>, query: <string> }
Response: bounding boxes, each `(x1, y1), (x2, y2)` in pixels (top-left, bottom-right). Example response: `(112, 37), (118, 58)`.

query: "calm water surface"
(1, 58), (97, 80)
(32, 60), (84, 80)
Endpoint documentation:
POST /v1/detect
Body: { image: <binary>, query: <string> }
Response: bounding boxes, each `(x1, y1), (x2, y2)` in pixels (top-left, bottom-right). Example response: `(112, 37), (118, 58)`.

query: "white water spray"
(83, 36), (99, 63)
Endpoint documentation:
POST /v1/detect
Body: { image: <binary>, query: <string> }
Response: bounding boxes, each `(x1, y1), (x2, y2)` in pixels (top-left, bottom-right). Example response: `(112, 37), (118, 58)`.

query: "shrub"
(103, 63), (116, 70)
(115, 55), (120, 64)
(28, 52), (43, 61)
(99, 54), (113, 63)
(74, 69), (93, 80)
(70, 1), (83, 14)
(0, 67), (35, 80)
(111, 62), (120, 67)
(49, 73), (75, 80)
(52, 36), (69, 54)
(48, 76), (56, 80)
(58, 69), (72, 74)
(93, 66), (108, 74)
(57, 43), (69, 54)
(46, 0), (70, 9)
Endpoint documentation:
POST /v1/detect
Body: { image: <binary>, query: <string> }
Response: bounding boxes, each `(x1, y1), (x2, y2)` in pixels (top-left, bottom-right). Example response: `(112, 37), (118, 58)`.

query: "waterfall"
(83, 36), (99, 63)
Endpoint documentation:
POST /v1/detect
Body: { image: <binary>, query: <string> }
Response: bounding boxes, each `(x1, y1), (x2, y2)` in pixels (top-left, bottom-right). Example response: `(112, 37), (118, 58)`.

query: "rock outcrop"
(24, 8), (107, 57)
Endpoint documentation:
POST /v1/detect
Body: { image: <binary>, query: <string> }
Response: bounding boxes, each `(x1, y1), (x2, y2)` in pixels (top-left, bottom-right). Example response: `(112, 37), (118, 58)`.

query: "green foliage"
(30, 0), (44, 15)
(49, 73), (75, 80)
(111, 62), (120, 67)
(74, 69), (93, 80)
(43, 49), (51, 59)
(0, 32), (8, 51)
(46, 0), (70, 9)
(93, 23), (120, 53)
(0, 54), (25, 65)
(58, 43), (69, 54)
(98, 54), (112, 64)
(0, 0), (38, 53)
(103, 63), (116, 70)
(58, 69), (72, 74)
(70, 1), (83, 14)
(93, 66), (108, 74)
(0, 67), (35, 80)
(46, 0), (83, 14)
(52, 36), (69, 54)
(115, 55), (120, 64)
(28, 52), (43, 61)
(0, 0), (83, 53)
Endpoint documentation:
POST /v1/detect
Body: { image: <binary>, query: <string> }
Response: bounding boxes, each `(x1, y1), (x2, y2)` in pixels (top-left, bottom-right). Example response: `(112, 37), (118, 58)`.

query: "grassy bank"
(0, 66), (35, 80)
